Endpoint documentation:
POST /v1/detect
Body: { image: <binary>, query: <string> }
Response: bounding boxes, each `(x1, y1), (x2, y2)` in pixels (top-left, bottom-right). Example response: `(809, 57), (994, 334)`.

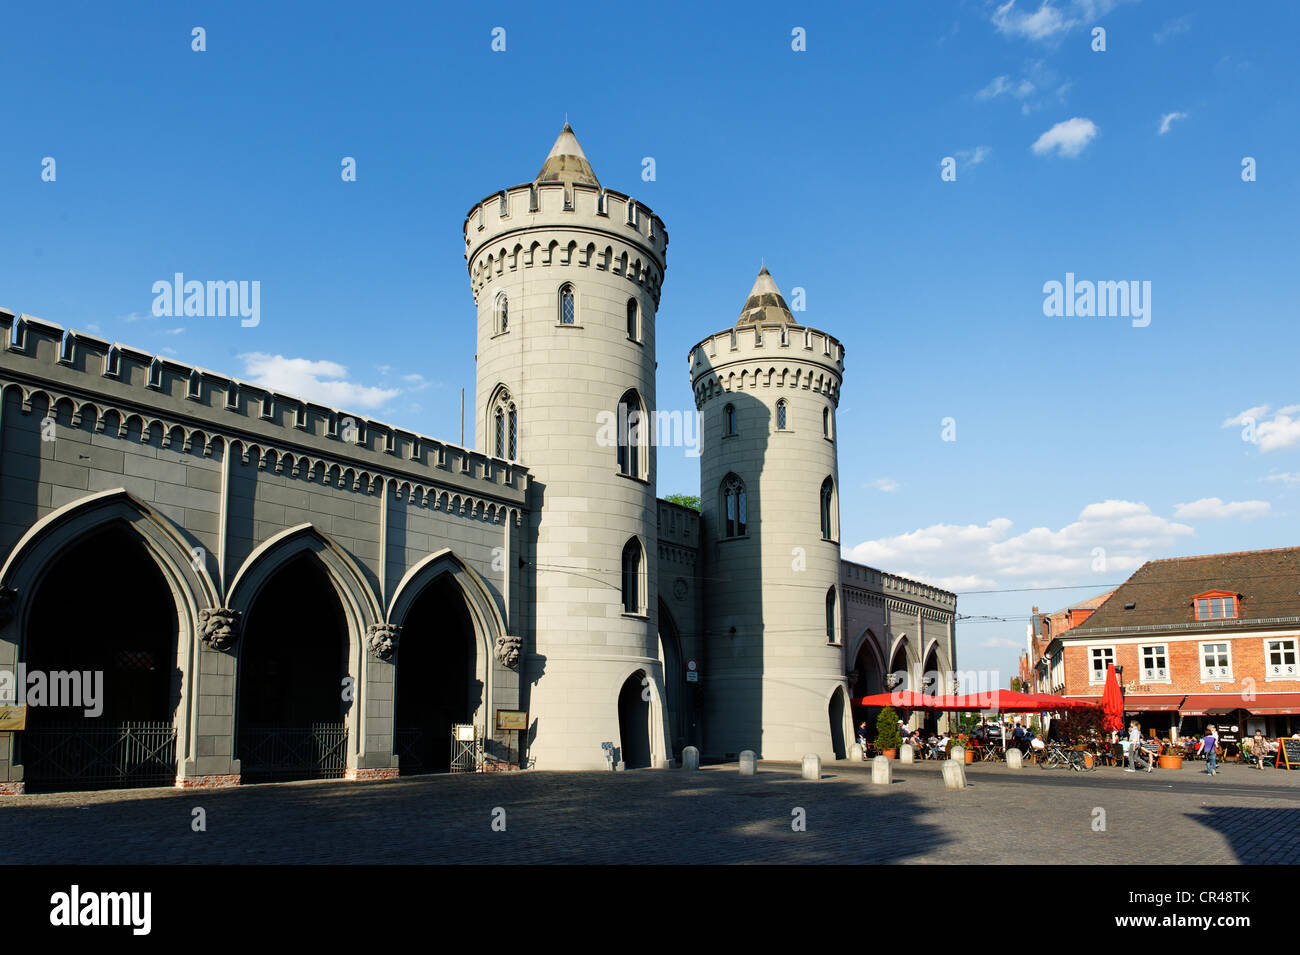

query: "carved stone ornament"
(367, 623), (401, 661)
(495, 634), (521, 669)
(198, 608), (242, 651)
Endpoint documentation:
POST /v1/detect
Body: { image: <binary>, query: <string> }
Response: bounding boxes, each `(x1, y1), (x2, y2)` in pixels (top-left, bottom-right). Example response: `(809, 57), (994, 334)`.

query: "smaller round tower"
(689, 267), (852, 761)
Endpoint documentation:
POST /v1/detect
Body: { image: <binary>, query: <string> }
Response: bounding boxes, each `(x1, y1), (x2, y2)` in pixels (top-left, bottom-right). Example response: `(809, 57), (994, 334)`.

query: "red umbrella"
(856, 691), (966, 709)
(1099, 664), (1124, 732)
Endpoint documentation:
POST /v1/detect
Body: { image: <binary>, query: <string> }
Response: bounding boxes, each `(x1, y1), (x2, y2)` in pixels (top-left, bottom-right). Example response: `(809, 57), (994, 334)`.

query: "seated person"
(1030, 734), (1046, 755)
(931, 734), (950, 759)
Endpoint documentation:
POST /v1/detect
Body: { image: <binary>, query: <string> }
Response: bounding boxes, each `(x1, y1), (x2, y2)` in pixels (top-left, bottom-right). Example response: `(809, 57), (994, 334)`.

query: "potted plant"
(875, 706), (903, 759)
(955, 733), (974, 763)
(1158, 742), (1185, 770)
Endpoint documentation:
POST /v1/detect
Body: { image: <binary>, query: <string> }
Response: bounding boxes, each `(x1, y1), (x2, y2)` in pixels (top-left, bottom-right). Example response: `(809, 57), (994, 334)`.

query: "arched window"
(618, 389), (644, 478)
(560, 284), (576, 325)
(489, 386), (518, 460)
(826, 587), (838, 643)
(494, 291), (509, 334)
(626, 298), (639, 341)
(776, 399), (788, 431)
(820, 476), (836, 541)
(823, 406), (831, 438)
(622, 537), (643, 614)
(725, 403), (736, 436)
(721, 473), (746, 539)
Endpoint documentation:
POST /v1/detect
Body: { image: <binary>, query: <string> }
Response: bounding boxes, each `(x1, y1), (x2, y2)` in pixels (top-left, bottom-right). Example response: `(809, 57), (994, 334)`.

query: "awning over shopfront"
(1123, 695), (1183, 713)
(1180, 695), (1246, 716)
(1239, 693), (1300, 716)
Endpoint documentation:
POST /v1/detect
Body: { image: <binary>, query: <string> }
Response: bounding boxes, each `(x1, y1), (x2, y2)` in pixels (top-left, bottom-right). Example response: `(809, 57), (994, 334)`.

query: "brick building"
(1021, 590), (1114, 693)
(1048, 548), (1300, 740)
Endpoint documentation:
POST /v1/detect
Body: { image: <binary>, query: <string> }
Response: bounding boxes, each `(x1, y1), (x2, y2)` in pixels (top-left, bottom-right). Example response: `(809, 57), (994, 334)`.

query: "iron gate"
(19, 721), (177, 793)
(238, 723), (348, 782)
(450, 724), (480, 773)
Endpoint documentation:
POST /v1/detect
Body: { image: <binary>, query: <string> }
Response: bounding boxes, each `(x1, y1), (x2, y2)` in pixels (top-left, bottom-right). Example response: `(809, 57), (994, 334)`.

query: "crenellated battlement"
(0, 309), (529, 517)
(841, 558), (958, 613)
(688, 322), (845, 409)
(464, 182), (668, 306)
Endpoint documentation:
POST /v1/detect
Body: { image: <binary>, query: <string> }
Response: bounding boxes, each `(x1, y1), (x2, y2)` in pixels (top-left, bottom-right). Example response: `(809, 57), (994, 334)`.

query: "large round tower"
(464, 125), (671, 770)
(689, 267), (853, 762)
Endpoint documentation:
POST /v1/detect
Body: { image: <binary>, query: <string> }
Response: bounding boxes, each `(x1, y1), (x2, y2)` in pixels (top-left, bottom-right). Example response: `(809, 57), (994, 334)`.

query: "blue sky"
(3, 1), (1297, 679)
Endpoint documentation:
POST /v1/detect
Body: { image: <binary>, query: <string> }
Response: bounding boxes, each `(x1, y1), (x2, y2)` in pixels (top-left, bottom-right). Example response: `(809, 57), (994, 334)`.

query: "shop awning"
(1242, 693), (1300, 716)
(1180, 695), (1247, 716)
(1123, 695), (1184, 713)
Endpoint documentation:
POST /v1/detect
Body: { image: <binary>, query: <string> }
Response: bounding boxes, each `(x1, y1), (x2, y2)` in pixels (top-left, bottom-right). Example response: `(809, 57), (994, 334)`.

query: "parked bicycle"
(1039, 744), (1095, 772)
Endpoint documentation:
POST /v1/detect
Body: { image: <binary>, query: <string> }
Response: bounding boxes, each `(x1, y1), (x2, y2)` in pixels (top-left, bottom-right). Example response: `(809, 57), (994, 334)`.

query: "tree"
(875, 706), (902, 751)
(664, 493), (700, 511)
(1010, 677), (1022, 692)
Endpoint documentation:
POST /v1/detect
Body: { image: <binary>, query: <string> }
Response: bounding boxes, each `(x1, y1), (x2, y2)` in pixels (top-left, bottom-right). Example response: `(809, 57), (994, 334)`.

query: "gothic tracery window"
(722, 473), (746, 539)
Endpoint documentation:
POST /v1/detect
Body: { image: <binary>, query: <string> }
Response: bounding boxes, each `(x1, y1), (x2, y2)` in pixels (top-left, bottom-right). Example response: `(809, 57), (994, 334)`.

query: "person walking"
(1252, 730), (1268, 771)
(1200, 728), (1218, 775)
(1126, 720), (1150, 773)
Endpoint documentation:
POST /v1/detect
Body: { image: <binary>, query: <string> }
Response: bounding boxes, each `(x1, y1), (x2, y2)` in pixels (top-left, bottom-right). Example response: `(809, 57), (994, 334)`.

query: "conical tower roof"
(736, 265), (794, 325)
(535, 122), (600, 188)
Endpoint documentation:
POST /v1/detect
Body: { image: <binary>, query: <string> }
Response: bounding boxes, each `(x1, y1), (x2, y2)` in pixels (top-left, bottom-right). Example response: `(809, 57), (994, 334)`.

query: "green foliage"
(664, 493), (700, 512)
(1010, 677), (1022, 692)
(875, 706), (903, 750)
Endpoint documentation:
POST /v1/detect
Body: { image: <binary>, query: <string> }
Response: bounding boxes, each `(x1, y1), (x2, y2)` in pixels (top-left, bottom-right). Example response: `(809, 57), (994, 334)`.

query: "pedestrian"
(1252, 730), (1268, 771)
(1126, 720), (1150, 773)
(1200, 728), (1218, 775)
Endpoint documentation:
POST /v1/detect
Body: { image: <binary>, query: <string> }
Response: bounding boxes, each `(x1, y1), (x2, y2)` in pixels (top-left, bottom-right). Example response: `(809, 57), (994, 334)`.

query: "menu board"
(1279, 738), (1300, 770)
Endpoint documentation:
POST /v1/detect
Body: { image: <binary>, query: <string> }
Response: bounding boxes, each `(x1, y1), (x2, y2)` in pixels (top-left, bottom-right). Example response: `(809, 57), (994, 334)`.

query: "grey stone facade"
(0, 125), (955, 793)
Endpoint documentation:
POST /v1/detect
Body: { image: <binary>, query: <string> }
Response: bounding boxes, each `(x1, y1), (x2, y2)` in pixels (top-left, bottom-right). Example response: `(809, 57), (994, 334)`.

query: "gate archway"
(617, 670), (652, 769)
(19, 524), (179, 792)
(236, 554), (349, 782)
(393, 575), (478, 773)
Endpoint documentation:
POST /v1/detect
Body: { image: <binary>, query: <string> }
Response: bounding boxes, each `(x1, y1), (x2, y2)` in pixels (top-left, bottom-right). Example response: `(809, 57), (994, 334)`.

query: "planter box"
(1158, 755), (1183, 770)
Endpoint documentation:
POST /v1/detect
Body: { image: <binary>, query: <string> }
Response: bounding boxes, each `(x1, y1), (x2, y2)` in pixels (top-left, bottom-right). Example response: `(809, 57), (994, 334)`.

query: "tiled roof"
(1068, 547), (1300, 632)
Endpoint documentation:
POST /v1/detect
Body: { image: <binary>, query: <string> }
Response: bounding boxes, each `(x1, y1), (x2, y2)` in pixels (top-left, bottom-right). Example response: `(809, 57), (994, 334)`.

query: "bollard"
(900, 743), (915, 764)
(872, 755), (892, 785)
(739, 750), (757, 776)
(849, 743), (864, 762)
(682, 746), (700, 771)
(942, 760), (967, 790)
(1006, 748), (1023, 769)
(949, 745), (965, 764)
(801, 753), (821, 781)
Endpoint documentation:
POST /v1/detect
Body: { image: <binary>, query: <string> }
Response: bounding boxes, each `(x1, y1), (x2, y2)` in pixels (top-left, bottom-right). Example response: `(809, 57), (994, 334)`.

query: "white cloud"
(846, 500), (1194, 591)
(1031, 117), (1098, 158)
(977, 75), (1036, 101)
(238, 353), (400, 411)
(1158, 111), (1188, 135)
(1154, 16), (1190, 44)
(981, 637), (1024, 649)
(1173, 498), (1270, 520)
(1223, 404), (1300, 452)
(119, 312), (152, 323)
(163, 327), (185, 335)
(991, 1), (1117, 43)
(866, 478), (900, 492)
(1263, 473), (1300, 486)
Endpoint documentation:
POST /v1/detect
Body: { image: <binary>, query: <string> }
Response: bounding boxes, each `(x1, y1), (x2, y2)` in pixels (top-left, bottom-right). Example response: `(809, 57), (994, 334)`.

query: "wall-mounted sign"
(0, 705), (27, 731)
(453, 723), (477, 742)
(495, 709), (527, 732)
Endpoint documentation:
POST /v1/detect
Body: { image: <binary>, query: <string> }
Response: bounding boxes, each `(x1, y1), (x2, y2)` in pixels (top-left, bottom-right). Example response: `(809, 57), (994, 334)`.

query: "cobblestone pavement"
(1, 759), (1297, 864)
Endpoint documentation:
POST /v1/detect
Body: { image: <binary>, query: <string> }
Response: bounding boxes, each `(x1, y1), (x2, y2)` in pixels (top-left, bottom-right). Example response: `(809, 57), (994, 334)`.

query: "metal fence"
(19, 721), (177, 793)
(239, 723), (348, 782)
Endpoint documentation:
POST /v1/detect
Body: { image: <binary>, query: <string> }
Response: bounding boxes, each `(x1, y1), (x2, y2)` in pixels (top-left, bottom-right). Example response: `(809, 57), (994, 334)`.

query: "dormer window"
(1193, 592), (1238, 620)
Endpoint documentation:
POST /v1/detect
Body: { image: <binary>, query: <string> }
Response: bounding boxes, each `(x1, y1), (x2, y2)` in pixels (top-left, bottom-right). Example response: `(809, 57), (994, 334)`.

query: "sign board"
(687, 660), (697, 671)
(453, 723), (476, 742)
(495, 709), (527, 732)
(1213, 724), (1240, 744)
(686, 671), (698, 683)
(1278, 738), (1300, 770)
(0, 705), (26, 731)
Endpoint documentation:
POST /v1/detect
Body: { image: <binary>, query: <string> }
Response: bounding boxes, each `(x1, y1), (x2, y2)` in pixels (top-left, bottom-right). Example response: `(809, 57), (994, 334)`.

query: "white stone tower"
(464, 125), (672, 769)
(689, 267), (853, 762)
